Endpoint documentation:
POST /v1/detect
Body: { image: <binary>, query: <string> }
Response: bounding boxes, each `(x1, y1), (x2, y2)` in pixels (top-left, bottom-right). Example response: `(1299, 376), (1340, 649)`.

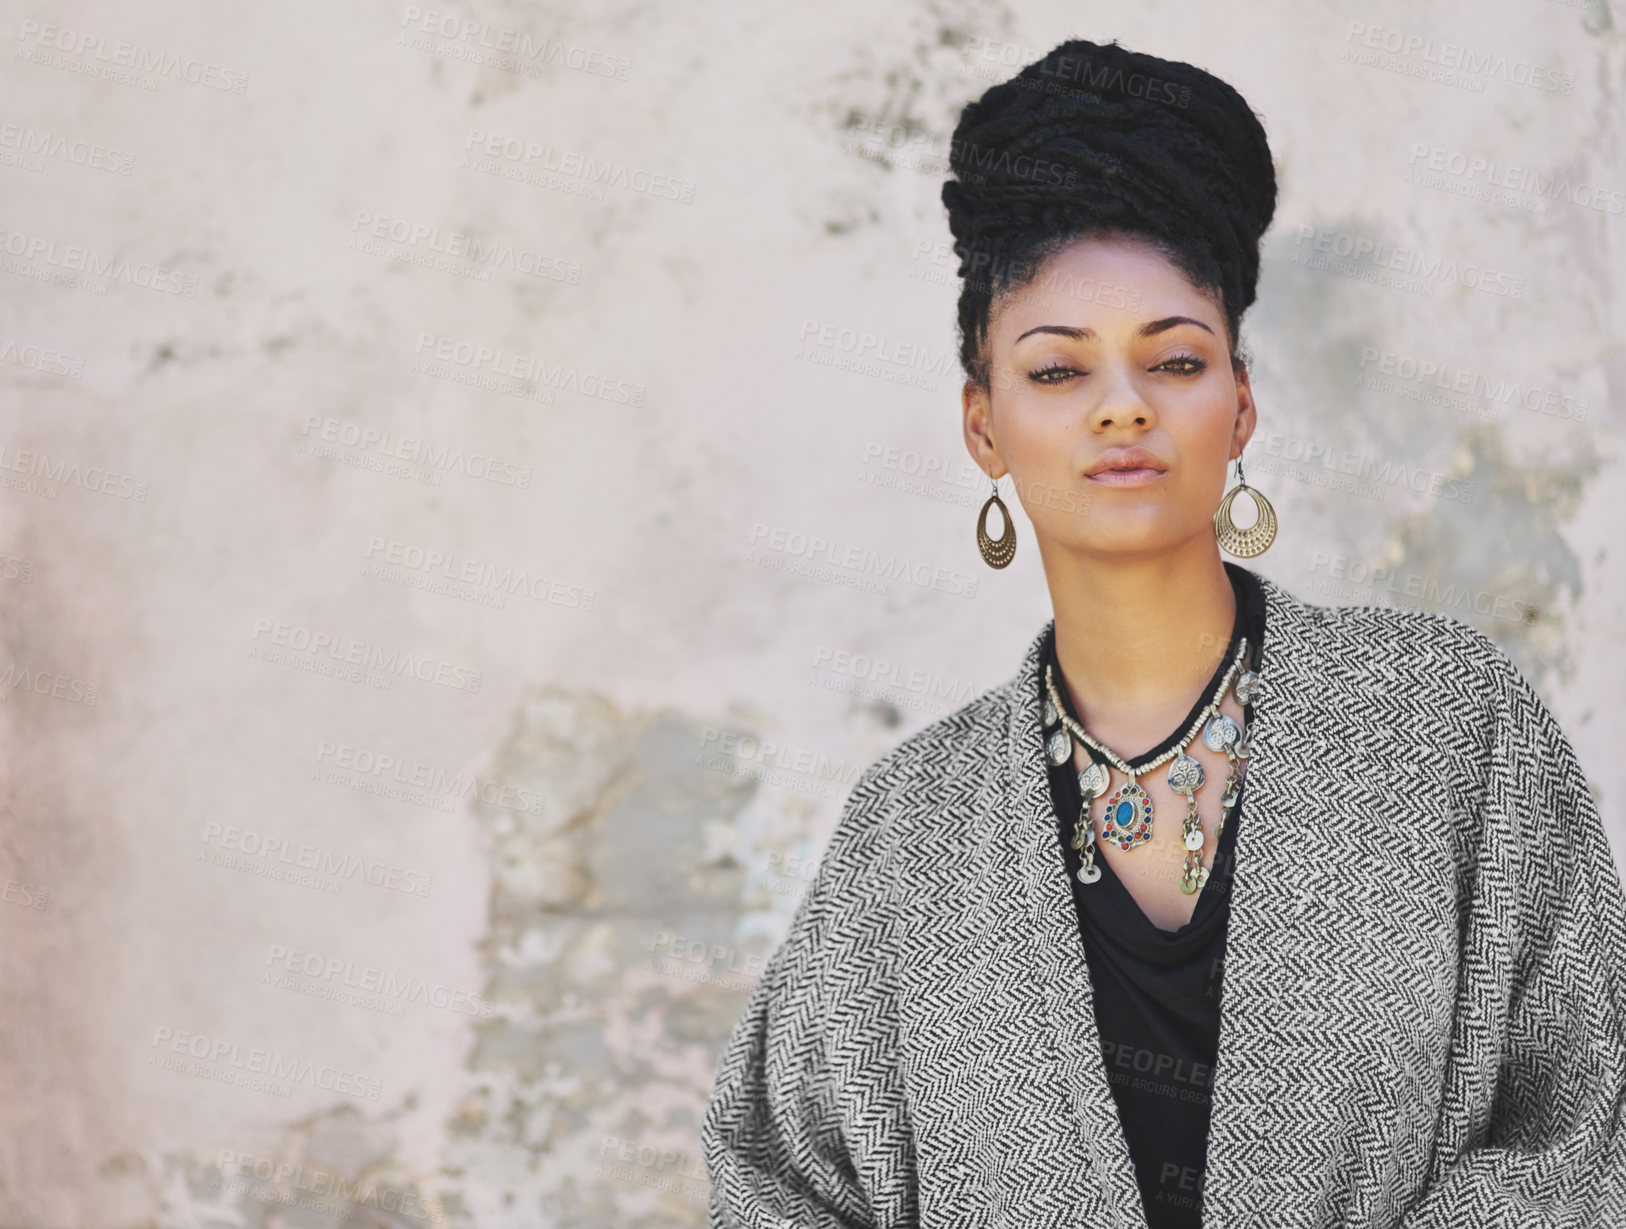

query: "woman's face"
(962, 233), (1257, 561)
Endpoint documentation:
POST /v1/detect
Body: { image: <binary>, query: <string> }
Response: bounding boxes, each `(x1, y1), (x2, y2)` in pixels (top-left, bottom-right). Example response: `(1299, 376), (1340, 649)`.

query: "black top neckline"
(1043, 561), (1260, 773)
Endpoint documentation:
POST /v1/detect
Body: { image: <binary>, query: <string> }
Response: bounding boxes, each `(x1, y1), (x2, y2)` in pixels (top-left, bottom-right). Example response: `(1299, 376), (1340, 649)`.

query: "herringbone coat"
(701, 569), (1626, 1228)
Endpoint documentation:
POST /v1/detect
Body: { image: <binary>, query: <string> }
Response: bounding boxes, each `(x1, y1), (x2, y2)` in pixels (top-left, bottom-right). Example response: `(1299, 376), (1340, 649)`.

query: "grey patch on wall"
(862, 695), (906, 728)
(1252, 220), (1599, 687)
(816, 0), (1019, 236)
(1375, 419), (1599, 688)
(135, 1102), (457, 1228)
(1252, 215), (1457, 478)
(122, 688), (773, 1228)
(441, 686), (767, 1227)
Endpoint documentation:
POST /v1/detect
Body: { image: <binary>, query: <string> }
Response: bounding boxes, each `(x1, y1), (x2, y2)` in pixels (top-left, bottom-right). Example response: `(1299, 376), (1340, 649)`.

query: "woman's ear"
(962, 379), (1007, 479)
(1231, 362), (1258, 458)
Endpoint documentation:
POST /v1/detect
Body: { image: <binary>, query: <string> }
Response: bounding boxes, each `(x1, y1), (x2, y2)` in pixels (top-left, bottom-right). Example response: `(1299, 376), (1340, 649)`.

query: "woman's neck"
(1042, 539), (1238, 745)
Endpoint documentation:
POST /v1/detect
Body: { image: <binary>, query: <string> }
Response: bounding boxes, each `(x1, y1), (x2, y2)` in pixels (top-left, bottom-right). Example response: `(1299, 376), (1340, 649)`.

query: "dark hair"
(940, 38), (1277, 386)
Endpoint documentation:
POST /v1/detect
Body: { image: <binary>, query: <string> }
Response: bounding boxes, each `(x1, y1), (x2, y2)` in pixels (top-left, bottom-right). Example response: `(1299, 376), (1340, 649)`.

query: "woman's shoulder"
(845, 666), (1018, 804)
(1261, 571), (1519, 704)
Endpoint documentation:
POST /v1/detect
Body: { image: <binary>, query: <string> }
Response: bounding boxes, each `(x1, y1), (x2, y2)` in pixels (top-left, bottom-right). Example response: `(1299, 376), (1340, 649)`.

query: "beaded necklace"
(1041, 635), (1259, 895)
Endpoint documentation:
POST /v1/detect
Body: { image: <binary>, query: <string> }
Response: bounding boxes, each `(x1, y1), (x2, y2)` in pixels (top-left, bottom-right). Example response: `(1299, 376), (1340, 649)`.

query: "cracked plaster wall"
(1, 0), (1622, 1226)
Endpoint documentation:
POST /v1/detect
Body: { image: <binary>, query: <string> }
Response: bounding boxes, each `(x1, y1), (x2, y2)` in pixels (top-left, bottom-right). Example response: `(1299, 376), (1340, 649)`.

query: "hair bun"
(941, 38), (1277, 378)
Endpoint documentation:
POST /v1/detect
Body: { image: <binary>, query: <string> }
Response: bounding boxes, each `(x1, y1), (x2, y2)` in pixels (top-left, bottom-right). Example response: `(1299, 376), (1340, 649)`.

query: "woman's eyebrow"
(1014, 316), (1215, 343)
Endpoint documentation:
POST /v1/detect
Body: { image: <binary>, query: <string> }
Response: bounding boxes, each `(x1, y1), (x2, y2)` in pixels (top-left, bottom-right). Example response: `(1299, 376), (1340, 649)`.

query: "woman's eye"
(1027, 364), (1080, 384)
(1026, 357), (1205, 383)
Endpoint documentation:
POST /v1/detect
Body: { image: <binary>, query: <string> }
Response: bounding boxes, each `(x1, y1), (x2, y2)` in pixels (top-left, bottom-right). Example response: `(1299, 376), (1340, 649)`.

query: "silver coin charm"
(1184, 828), (1205, 851)
(1069, 801), (1096, 851)
(1077, 862), (1102, 885)
(1042, 693), (1058, 727)
(1234, 668), (1258, 706)
(1167, 751), (1205, 796)
(1078, 760), (1110, 799)
(1202, 713), (1241, 752)
(1046, 728), (1073, 766)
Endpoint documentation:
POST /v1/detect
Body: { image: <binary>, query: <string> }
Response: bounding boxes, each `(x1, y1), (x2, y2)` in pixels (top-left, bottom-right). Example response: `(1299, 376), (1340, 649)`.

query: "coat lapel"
(997, 568), (1328, 1225)
(1202, 571), (1333, 1220)
(1001, 616), (1150, 1224)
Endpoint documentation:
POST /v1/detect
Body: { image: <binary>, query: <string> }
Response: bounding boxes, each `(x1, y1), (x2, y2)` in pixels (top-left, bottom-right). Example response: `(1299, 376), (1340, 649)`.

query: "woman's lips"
(1087, 467), (1167, 487)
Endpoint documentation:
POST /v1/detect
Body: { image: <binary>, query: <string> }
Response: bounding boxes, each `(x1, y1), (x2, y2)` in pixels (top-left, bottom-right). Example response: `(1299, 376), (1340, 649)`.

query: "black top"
(1042, 562), (1266, 1229)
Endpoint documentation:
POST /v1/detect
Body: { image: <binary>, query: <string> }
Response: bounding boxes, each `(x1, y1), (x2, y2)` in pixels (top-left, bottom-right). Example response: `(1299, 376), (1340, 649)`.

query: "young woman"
(702, 37), (1626, 1229)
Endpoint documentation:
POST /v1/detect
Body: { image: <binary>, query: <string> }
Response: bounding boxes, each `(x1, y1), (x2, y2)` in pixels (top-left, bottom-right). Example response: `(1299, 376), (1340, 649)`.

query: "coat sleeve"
(1399, 646), (1626, 1227)
(700, 763), (918, 1228)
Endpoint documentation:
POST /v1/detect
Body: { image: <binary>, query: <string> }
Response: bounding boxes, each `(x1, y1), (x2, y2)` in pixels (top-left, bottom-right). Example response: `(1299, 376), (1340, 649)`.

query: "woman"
(701, 38), (1626, 1229)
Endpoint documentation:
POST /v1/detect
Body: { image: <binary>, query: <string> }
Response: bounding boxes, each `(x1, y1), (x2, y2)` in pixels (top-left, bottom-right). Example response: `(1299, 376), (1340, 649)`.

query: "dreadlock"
(941, 39), (1278, 385)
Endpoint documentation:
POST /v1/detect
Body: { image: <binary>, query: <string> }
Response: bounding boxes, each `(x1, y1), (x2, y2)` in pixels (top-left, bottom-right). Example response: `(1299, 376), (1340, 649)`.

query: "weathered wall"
(0, 0), (1621, 1225)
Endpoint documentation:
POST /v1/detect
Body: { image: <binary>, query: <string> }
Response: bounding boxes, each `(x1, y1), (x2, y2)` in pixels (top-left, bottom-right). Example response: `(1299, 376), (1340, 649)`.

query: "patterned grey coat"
(700, 569), (1626, 1228)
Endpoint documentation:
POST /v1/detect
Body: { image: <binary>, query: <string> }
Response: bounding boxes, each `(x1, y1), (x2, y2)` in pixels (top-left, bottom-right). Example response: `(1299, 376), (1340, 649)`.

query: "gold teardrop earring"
(977, 474), (1017, 569)
(1214, 452), (1277, 557)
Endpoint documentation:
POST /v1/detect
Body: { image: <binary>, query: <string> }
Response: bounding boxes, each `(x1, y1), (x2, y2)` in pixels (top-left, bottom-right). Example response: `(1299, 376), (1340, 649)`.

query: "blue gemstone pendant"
(1102, 777), (1153, 851)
